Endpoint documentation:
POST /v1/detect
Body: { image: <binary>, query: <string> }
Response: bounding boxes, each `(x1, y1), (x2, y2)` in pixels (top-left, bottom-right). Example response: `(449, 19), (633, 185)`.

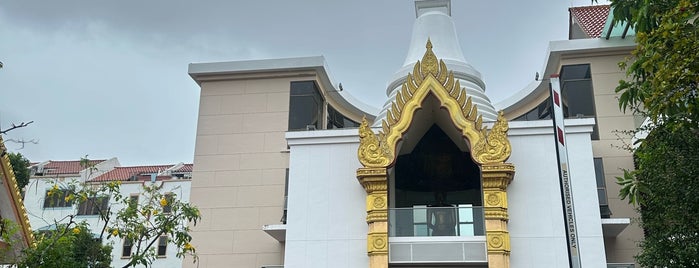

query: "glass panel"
(562, 80), (595, 118)
(598, 189), (608, 205)
(389, 207), (484, 237)
(157, 236), (167, 256)
(458, 206), (473, 222)
(413, 207), (427, 223)
(414, 224), (428, 236)
(289, 81), (324, 131)
(560, 64), (591, 80)
(594, 158), (606, 185)
(459, 224), (474, 236)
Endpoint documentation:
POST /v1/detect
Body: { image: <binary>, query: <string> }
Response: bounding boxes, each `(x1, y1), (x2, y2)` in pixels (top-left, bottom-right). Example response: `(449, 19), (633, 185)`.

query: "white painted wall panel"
(285, 130), (368, 268)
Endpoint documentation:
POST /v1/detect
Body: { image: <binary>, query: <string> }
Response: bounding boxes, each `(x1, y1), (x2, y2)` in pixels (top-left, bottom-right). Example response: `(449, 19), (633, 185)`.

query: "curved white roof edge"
(188, 56), (379, 119)
(494, 37), (636, 113)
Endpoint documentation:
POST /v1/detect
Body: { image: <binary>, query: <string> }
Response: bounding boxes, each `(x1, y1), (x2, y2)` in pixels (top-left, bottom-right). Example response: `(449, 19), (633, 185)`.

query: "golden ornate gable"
(358, 39), (511, 167)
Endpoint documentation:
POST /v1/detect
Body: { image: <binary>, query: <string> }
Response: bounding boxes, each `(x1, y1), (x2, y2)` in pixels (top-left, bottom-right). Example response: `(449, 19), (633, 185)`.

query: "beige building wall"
(560, 53), (642, 264)
(188, 74), (319, 268)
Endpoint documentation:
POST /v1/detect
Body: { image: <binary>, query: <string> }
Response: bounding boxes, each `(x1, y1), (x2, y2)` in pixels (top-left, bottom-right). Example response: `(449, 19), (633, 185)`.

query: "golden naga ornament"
(358, 117), (393, 168)
(473, 111), (512, 164)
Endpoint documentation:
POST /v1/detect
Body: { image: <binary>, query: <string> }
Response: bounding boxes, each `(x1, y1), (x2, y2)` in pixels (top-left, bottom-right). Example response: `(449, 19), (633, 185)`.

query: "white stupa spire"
(375, 0), (497, 125)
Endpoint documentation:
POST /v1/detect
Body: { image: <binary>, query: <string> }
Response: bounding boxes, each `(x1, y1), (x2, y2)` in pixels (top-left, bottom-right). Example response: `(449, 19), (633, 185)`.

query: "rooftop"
(570, 5), (610, 38)
(90, 163), (192, 182)
(33, 160), (106, 176)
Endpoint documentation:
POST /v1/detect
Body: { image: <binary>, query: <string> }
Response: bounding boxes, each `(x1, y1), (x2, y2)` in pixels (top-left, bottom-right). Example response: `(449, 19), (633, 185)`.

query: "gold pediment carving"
(358, 39), (511, 167)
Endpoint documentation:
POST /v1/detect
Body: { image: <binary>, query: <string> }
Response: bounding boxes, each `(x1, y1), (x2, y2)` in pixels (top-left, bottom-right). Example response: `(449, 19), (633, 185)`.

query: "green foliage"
(105, 182), (200, 267)
(616, 169), (648, 206)
(613, 0), (699, 129)
(17, 223), (112, 268)
(38, 178), (200, 268)
(7, 152), (30, 190)
(618, 125), (699, 267)
(610, 1), (699, 264)
(0, 218), (22, 263)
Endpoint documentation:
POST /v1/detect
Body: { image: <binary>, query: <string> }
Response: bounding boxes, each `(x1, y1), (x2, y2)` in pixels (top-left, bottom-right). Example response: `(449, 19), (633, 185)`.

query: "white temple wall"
(285, 129), (368, 268)
(507, 119), (606, 267)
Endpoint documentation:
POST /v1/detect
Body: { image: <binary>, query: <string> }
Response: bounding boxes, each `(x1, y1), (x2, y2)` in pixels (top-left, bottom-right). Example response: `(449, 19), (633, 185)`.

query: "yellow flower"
(153, 210), (159, 215)
(52, 184), (58, 191)
(184, 243), (193, 250)
(111, 229), (119, 236)
(72, 227), (80, 234)
(64, 194), (74, 202)
(160, 198), (168, 207)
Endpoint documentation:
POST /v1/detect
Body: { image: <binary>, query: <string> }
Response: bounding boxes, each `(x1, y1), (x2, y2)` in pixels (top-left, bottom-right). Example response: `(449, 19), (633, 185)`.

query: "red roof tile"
(570, 5), (610, 38)
(90, 163), (192, 182)
(37, 160), (106, 175)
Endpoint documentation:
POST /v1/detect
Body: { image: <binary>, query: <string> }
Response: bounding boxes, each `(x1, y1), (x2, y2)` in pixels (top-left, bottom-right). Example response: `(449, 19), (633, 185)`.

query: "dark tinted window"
(594, 158), (611, 218)
(162, 193), (174, 213)
(77, 196), (108, 215)
(289, 81), (324, 131)
(157, 236), (168, 256)
(514, 98), (552, 121)
(43, 189), (73, 208)
(560, 64), (599, 140)
(327, 105), (359, 129)
(122, 239), (132, 257)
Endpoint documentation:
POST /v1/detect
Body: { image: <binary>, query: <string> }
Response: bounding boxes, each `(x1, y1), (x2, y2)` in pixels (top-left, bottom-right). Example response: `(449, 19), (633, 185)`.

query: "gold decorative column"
(357, 167), (388, 268)
(482, 164), (515, 268)
(356, 117), (393, 268)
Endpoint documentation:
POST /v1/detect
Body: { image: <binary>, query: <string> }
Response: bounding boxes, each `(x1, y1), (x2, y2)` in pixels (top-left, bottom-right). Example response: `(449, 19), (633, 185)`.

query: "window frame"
(157, 236), (168, 257)
(288, 81), (325, 131)
(594, 157), (612, 218)
(121, 238), (133, 258)
(128, 194), (139, 210)
(76, 196), (109, 216)
(162, 193), (174, 214)
(43, 188), (73, 208)
(560, 64), (599, 140)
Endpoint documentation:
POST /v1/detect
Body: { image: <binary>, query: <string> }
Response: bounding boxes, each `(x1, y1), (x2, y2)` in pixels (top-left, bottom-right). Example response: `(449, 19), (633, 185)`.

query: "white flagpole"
(550, 74), (582, 268)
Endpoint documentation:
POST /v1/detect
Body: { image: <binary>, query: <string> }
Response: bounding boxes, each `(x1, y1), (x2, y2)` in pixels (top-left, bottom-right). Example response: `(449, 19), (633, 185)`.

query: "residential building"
(23, 159), (193, 268)
(187, 1), (639, 267)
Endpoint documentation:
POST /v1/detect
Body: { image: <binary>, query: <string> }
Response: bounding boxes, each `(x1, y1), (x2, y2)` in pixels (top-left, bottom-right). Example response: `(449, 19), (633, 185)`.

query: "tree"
(629, 124), (699, 267)
(41, 178), (200, 268)
(7, 152), (30, 190)
(17, 223), (112, 268)
(609, 1), (699, 266)
(612, 0), (699, 129)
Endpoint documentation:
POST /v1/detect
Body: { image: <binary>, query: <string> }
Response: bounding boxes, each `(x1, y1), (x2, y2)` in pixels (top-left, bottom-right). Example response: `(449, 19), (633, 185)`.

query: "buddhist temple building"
(187, 1), (638, 267)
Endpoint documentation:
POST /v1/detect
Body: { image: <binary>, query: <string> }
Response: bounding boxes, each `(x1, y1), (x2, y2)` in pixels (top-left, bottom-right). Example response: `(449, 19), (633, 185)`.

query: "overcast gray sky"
(0, 0), (601, 166)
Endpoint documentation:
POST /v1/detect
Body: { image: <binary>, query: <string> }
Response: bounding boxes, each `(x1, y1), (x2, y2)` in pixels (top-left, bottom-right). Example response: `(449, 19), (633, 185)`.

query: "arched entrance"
(356, 41), (515, 268)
